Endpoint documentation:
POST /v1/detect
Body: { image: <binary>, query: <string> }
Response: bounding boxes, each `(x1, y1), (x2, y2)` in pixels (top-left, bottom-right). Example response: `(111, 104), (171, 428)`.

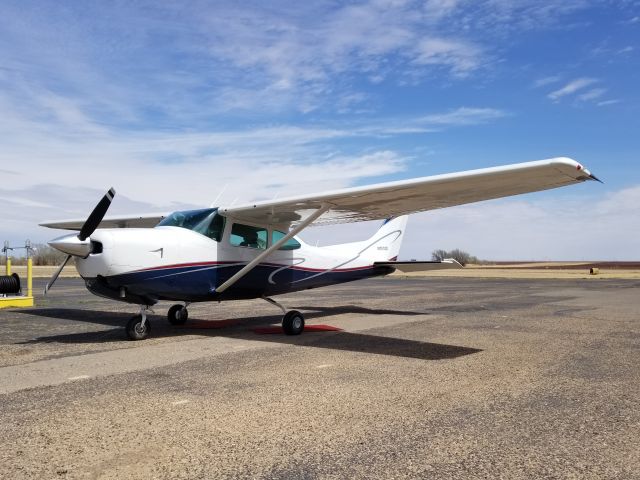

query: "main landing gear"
(263, 296), (305, 335)
(167, 303), (189, 325)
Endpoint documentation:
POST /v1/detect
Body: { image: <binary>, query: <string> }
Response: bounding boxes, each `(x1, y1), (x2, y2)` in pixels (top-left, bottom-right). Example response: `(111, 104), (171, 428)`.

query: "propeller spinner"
(44, 188), (115, 294)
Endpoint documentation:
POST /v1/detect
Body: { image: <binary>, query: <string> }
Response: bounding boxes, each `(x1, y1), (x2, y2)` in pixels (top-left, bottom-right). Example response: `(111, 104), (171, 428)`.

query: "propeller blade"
(78, 187), (116, 241)
(44, 255), (72, 295)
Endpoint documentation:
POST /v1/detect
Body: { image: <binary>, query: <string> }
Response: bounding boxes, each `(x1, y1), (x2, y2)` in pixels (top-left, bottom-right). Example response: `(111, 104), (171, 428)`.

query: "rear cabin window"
(272, 230), (301, 250)
(230, 223), (268, 249)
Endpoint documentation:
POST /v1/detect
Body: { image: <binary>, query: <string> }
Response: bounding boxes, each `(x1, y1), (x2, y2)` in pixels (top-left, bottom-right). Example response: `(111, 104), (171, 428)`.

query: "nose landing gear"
(126, 306), (154, 341)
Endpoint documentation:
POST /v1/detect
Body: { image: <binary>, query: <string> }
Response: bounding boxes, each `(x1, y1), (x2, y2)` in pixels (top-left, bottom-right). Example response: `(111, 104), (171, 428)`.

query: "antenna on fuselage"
(210, 183), (229, 207)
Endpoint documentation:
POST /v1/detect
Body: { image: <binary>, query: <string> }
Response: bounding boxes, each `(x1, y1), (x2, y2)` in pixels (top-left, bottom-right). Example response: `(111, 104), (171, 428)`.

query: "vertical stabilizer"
(364, 215), (408, 261)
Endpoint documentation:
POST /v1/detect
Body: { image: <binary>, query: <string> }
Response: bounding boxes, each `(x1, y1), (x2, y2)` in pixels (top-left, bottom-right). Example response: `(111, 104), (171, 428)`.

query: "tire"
(126, 314), (151, 340)
(282, 310), (304, 335)
(168, 304), (188, 325)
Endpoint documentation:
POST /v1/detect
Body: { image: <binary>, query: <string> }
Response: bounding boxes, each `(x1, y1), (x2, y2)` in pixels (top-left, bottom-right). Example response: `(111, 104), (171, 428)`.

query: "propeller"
(79, 188), (115, 241)
(44, 188), (115, 294)
(43, 255), (71, 295)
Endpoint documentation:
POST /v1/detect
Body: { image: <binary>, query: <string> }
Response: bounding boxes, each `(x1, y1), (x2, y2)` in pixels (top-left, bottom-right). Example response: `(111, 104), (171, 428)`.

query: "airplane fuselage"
(77, 220), (395, 306)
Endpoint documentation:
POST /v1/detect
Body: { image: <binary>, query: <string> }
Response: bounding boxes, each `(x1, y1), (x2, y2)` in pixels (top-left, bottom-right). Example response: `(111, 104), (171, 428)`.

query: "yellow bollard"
(5, 257), (10, 276)
(27, 257), (33, 297)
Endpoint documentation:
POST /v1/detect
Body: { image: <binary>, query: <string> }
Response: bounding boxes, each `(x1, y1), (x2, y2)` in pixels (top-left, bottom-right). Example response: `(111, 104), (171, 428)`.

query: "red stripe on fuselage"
(135, 261), (375, 274)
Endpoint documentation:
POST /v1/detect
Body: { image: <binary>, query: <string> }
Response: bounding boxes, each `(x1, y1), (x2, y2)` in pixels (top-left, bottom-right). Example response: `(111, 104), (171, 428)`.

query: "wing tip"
(551, 157), (602, 184)
(588, 173), (604, 184)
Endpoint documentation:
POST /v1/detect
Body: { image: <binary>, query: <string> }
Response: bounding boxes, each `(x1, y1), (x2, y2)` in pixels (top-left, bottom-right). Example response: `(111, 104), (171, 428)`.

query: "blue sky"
(0, 0), (638, 259)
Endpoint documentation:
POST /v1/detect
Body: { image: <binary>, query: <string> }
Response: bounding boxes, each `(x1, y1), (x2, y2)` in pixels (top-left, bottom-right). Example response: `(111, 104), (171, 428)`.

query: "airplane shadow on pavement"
(13, 305), (482, 361)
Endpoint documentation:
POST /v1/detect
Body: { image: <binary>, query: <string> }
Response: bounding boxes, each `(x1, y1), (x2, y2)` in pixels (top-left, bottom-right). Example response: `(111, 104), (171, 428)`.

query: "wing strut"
(215, 203), (331, 294)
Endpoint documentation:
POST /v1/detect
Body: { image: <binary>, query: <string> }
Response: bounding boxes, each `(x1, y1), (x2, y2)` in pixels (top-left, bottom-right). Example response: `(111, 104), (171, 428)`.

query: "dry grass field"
(395, 262), (640, 280)
(6, 265), (78, 279)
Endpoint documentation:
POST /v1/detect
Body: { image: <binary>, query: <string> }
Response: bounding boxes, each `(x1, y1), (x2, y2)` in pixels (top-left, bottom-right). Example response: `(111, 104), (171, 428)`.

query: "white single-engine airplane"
(41, 158), (599, 340)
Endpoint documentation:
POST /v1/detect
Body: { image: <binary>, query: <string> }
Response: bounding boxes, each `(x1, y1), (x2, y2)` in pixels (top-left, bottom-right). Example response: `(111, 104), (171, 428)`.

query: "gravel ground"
(1, 277), (639, 479)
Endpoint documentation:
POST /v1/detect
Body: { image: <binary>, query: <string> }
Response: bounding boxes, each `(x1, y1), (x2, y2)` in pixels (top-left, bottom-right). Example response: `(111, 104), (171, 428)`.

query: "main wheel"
(168, 304), (188, 325)
(282, 310), (304, 335)
(126, 314), (151, 340)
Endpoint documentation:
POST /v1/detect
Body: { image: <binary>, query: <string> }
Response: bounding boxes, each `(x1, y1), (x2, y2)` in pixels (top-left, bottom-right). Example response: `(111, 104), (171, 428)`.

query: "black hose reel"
(0, 273), (21, 295)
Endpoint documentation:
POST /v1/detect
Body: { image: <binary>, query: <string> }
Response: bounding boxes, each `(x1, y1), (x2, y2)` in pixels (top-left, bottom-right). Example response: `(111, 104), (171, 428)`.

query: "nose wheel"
(168, 304), (189, 325)
(126, 309), (152, 341)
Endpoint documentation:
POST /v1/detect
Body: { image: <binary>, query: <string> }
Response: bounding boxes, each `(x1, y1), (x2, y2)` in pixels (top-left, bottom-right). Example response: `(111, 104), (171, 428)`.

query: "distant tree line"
(431, 249), (481, 266)
(1, 243), (69, 266)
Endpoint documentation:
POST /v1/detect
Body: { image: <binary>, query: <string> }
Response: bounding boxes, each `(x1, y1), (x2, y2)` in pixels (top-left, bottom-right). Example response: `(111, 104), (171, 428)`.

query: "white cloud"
(578, 88), (606, 102)
(413, 38), (483, 76)
(533, 76), (561, 88)
(547, 78), (598, 101)
(417, 107), (507, 126)
(0, 1), (603, 117)
(197, 3), (489, 108)
(423, 0), (461, 20)
(597, 99), (620, 107)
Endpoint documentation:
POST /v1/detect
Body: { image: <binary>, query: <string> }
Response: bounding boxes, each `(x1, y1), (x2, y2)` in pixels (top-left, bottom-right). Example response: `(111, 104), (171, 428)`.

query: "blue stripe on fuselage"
(99, 262), (392, 302)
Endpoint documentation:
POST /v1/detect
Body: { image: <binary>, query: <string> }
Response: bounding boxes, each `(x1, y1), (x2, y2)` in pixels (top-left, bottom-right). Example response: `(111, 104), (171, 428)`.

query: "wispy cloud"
(597, 99), (620, 107)
(423, 0), (461, 21)
(413, 38), (483, 76)
(0, 1), (598, 118)
(417, 107), (508, 126)
(533, 76), (561, 88)
(547, 78), (597, 101)
(578, 88), (606, 101)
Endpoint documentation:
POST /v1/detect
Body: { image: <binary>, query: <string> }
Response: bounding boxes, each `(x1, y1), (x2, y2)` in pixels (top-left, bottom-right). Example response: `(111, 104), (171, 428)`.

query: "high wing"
(219, 157), (599, 227)
(40, 157), (598, 232)
(40, 213), (166, 231)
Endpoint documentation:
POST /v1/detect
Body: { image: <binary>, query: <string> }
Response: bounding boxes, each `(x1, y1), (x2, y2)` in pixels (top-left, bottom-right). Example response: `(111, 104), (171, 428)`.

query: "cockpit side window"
(193, 213), (226, 241)
(230, 223), (267, 249)
(158, 208), (214, 229)
(272, 230), (301, 250)
(157, 208), (225, 242)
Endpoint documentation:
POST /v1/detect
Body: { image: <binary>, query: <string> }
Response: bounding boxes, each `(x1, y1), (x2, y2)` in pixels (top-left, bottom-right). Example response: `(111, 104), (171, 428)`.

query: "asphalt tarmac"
(1, 277), (639, 479)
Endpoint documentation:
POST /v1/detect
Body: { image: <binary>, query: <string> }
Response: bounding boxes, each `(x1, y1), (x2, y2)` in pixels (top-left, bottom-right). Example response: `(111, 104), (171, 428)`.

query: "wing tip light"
(565, 158), (603, 184)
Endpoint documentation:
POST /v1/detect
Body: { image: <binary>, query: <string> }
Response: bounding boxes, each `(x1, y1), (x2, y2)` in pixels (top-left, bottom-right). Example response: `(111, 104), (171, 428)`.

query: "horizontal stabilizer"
(374, 259), (463, 272)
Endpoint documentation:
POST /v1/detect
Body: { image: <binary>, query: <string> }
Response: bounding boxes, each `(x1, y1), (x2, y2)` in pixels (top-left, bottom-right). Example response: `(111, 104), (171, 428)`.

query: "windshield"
(157, 208), (225, 241)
